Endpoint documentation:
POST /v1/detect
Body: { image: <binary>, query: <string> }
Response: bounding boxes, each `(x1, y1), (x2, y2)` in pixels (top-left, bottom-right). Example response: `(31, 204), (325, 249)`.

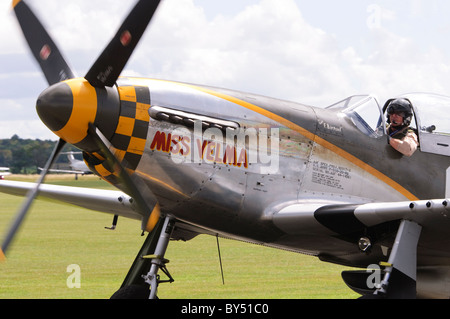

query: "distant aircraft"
(2, 0), (450, 299)
(39, 152), (92, 177)
(0, 167), (11, 180)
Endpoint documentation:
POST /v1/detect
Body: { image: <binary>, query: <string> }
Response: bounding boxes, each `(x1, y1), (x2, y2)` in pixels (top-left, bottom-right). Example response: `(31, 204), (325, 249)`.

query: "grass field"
(0, 174), (359, 299)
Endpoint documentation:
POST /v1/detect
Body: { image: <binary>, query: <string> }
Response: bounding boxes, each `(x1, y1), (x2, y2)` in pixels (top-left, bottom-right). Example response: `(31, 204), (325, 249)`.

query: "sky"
(2, 0), (450, 140)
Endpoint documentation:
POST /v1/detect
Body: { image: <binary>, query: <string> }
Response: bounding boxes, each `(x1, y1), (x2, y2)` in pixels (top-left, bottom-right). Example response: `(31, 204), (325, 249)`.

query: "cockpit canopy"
(328, 93), (450, 156)
(327, 95), (384, 138)
(401, 93), (450, 156)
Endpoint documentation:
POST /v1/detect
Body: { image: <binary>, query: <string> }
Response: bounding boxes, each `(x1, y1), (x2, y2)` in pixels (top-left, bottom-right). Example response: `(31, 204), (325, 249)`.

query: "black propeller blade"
(88, 124), (160, 232)
(1, 138), (66, 260)
(2, 0), (163, 260)
(85, 0), (161, 87)
(1, 0), (75, 260)
(13, 0), (75, 85)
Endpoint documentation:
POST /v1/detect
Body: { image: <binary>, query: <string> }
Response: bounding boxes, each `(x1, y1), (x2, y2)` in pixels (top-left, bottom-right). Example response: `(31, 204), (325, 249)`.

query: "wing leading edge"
(273, 199), (450, 236)
(0, 180), (206, 242)
(3, 179), (449, 247)
(0, 180), (141, 221)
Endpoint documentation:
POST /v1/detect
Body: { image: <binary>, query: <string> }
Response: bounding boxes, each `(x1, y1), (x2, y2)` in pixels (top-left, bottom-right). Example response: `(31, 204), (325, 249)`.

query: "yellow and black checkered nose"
(84, 85), (151, 182)
(36, 78), (120, 152)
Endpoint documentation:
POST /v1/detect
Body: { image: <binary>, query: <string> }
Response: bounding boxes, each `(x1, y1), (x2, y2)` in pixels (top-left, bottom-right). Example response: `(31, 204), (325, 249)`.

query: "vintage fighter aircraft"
(0, 167), (11, 180)
(39, 152), (92, 177)
(1, 0), (450, 299)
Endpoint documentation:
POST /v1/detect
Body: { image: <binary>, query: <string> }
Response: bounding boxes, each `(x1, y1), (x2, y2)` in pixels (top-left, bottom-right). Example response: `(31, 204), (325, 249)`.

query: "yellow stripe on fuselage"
(179, 83), (419, 201)
(119, 77), (418, 201)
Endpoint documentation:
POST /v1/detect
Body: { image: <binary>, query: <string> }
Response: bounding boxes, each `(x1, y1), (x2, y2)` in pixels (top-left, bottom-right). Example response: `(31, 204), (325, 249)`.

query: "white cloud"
(0, 119), (57, 140)
(341, 21), (450, 104)
(2, 0), (450, 139)
(134, 0), (356, 105)
(0, 2), (26, 55)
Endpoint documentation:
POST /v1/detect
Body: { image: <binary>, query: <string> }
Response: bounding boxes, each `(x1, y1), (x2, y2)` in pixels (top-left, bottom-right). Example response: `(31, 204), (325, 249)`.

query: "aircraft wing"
(0, 180), (206, 241)
(0, 180), (141, 221)
(272, 199), (450, 236)
(39, 168), (92, 175)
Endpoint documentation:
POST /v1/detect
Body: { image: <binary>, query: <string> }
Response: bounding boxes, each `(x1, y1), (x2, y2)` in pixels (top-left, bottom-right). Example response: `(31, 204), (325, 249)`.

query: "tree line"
(0, 135), (80, 174)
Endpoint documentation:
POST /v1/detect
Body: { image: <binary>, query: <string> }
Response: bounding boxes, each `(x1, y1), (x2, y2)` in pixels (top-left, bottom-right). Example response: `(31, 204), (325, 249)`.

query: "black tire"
(110, 284), (151, 299)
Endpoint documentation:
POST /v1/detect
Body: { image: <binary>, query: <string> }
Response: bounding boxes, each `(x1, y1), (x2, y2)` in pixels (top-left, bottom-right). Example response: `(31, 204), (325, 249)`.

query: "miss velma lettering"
(149, 123), (279, 172)
(150, 130), (249, 167)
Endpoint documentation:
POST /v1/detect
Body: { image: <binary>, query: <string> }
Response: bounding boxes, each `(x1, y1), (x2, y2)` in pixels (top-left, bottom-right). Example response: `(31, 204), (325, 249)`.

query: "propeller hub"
(36, 78), (120, 152)
(36, 81), (74, 133)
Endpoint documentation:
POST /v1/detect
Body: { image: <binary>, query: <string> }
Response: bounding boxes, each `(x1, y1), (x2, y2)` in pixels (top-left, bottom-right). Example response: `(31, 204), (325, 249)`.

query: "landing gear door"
(406, 94), (450, 157)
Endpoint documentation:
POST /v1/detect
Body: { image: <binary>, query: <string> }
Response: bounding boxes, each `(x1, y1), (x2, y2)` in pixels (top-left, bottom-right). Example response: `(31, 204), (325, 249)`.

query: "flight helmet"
(386, 98), (413, 126)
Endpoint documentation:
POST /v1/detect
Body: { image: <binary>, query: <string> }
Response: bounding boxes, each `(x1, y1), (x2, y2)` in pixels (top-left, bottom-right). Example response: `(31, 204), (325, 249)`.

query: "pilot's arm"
(389, 130), (419, 157)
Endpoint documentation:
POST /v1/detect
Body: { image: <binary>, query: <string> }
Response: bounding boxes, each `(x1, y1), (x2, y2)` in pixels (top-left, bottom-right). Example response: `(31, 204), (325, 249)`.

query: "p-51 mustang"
(1, 0), (450, 299)
(39, 152), (92, 177)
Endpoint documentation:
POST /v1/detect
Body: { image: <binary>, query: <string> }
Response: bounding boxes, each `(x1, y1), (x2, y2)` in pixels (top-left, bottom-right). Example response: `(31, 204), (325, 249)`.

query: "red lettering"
(214, 143), (222, 163)
(196, 139), (211, 159)
(237, 148), (248, 168)
(150, 131), (168, 152)
(166, 133), (172, 152)
(170, 135), (181, 154)
(205, 142), (215, 162)
(180, 136), (190, 155)
(223, 145), (236, 165)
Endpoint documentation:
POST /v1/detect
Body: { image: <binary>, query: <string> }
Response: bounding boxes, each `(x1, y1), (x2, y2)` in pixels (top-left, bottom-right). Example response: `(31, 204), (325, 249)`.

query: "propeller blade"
(85, 0), (161, 87)
(1, 138), (66, 260)
(13, 0), (75, 85)
(87, 123), (160, 232)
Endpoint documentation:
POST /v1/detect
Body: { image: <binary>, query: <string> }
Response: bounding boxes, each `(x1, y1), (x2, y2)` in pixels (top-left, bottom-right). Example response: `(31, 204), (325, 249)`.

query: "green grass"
(0, 174), (359, 299)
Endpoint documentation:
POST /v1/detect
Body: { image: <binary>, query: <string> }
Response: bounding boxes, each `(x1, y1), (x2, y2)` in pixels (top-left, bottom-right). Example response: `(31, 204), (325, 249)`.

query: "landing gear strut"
(342, 219), (422, 299)
(111, 216), (175, 299)
(142, 216), (175, 299)
(373, 219), (422, 298)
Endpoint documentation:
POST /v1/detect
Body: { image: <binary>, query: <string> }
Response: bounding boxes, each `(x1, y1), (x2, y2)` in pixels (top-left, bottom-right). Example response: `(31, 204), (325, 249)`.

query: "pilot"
(386, 98), (419, 157)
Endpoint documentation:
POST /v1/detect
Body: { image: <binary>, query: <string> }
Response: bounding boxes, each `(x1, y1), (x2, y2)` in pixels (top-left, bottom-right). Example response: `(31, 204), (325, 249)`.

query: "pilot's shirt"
(388, 126), (419, 157)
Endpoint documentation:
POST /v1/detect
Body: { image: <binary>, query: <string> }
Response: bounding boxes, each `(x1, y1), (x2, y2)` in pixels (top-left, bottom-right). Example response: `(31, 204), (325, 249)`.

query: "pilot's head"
(386, 98), (413, 127)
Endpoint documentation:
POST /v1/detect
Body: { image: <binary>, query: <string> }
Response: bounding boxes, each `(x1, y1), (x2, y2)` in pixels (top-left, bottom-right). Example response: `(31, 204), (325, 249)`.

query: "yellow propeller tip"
(12, 0), (22, 9)
(145, 204), (161, 233)
(0, 248), (6, 262)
